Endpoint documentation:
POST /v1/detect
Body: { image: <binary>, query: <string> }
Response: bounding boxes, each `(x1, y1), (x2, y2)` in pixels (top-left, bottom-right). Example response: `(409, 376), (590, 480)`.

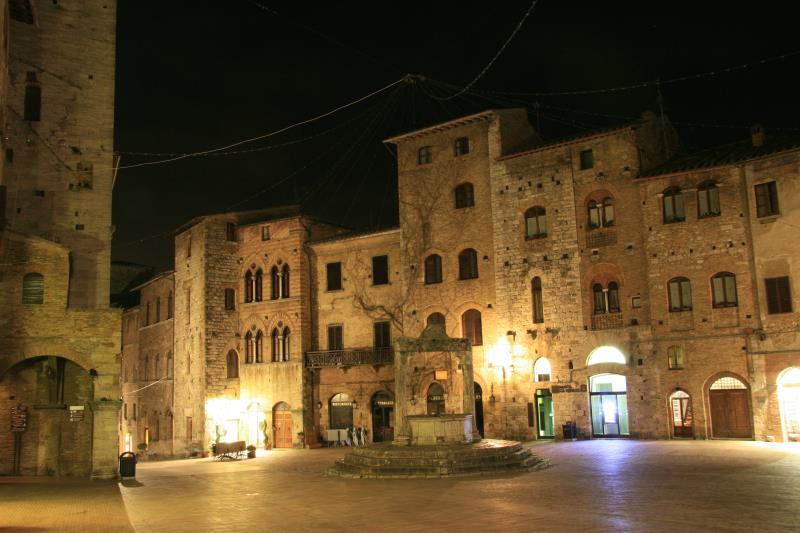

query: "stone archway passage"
(778, 368), (800, 442)
(709, 377), (752, 439)
(670, 391), (693, 438)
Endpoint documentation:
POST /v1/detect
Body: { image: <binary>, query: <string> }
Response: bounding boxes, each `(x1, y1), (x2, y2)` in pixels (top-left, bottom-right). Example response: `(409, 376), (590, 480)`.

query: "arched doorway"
(371, 392), (394, 442)
(669, 390), (693, 438)
(329, 393), (354, 430)
(0, 356), (94, 476)
(474, 382), (484, 437)
(708, 376), (752, 439)
(427, 383), (445, 415)
(273, 402), (292, 448)
(778, 368), (800, 442)
(589, 374), (629, 437)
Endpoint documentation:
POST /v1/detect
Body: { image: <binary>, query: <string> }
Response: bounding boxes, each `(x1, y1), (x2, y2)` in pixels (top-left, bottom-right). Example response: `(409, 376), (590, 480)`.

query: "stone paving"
(2, 440), (800, 531)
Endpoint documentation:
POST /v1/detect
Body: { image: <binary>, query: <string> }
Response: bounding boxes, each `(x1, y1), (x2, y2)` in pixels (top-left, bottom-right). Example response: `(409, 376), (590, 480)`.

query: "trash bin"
(562, 421), (577, 440)
(119, 451), (137, 478)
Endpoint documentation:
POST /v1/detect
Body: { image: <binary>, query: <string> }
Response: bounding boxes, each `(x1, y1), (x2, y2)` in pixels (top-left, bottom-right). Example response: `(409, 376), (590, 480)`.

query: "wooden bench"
(214, 440), (246, 460)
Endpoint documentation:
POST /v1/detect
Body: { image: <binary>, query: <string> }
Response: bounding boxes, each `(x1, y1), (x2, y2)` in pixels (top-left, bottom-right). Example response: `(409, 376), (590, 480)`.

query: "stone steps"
(327, 439), (548, 478)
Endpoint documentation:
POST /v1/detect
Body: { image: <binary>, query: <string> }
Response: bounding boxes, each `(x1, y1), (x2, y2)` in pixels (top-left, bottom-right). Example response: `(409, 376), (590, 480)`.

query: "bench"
(214, 440), (246, 460)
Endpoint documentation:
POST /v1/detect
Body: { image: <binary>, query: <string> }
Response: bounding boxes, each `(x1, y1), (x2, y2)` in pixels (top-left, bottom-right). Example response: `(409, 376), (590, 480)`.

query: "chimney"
(751, 123), (766, 147)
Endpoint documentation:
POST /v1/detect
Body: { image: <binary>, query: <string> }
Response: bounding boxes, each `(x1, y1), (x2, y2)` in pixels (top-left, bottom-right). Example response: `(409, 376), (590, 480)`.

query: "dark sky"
(112, 1), (799, 271)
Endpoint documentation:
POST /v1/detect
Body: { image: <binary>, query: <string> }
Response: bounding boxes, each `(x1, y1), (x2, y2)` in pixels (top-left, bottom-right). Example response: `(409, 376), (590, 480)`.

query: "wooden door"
(710, 389), (752, 438)
(274, 412), (293, 448)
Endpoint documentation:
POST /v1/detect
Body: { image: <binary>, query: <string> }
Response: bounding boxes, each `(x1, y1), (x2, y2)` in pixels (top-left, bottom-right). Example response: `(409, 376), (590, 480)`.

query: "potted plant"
(246, 444), (257, 459)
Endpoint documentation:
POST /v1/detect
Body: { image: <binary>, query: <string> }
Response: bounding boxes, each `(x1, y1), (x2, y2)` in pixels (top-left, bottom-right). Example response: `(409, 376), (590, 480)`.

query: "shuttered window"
(755, 181), (779, 218)
(22, 273), (44, 304)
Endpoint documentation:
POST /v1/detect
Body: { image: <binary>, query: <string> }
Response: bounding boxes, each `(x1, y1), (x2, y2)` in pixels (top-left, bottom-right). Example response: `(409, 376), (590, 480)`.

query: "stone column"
(459, 350), (481, 442)
(392, 347), (410, 446)
(90, 400), (122, 480)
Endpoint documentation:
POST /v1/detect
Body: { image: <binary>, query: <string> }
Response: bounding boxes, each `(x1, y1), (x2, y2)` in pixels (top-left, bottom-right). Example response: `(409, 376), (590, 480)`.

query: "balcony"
(305, 347), (393, 369)
(591, 312), (624, 330)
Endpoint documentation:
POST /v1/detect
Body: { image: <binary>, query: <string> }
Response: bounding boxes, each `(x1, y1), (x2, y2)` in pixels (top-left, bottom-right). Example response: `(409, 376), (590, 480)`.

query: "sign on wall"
(10, 404), (27, 432)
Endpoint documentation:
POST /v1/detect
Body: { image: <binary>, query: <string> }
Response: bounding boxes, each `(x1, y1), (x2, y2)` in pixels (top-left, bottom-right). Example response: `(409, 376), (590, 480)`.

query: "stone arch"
(703, 371), (752, 439)
(586, 345), (627, 367)
(265, 311), (296, 333)
(0, 351), (93, 379)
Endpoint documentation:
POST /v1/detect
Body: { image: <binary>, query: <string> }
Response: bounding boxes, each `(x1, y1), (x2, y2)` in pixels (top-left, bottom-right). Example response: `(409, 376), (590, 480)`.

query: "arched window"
(532, 277), (544, 323)
(167, 291), (173, 319)
(709, 376), (747, 390)
(454, 182), (474, 209)
(254, 269), (263, 302)
(166, 351), (173, 379)
(587, 197), (614, 229)
(697, 181), (721, 218)
(602, 197), (615, 226)
(608, 282), (620, 313)
(662, 186), (685, 223)
(461, 309), (483, 346)
(271, 266), (280, 300)
(668, 277), (692, 312)
(22, 272), (44, 304)
(244, 331), (254, 364)
(711, 272), (737, 308)
(458, 248), (478, 280)
(226, 350), (239, 378)
(424, 254), (443, 284)
(427, 383), (446, 415)
(281, 264), (290, 298)
(667, 346), (684, 370)
(155, 297), (161, 322)
(244, 271), (254, 303)
(271, 328), (280, 362)
(593, 283), (606, 314)
(525, 206), (547, 239)
(534, 357), (551, 382)
(282, 327), (291, 361)
(330, 393), (354, 429)
(587, 346), (626, 365)
(427, 312), (446, 329)
(255, 330), (263, 363)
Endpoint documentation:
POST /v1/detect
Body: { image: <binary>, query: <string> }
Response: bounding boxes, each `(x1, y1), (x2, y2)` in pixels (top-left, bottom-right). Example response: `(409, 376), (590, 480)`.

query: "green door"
(535, 389), (554, 438)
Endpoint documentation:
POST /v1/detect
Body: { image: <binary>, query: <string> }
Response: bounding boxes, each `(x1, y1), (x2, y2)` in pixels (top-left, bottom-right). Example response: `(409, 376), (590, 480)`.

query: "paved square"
(2, 441), (799, 531)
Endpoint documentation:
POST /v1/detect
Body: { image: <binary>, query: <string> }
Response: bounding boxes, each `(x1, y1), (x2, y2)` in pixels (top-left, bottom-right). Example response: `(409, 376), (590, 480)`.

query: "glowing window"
(589, 373), (626, 392)
(533, 357), (551, 382)
(587, 346), (626, 365)
(710, 376), (747, 390)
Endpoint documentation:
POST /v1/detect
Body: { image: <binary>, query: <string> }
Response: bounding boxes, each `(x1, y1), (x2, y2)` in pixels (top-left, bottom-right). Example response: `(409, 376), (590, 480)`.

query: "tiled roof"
(308, 226), (400, 245)
(641, 135), (800, 178)
(500, 120), (644, 160)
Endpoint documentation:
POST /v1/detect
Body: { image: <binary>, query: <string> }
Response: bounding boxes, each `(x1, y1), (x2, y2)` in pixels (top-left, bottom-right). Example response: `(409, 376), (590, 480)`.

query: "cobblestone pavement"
(3, 440), (800, 532)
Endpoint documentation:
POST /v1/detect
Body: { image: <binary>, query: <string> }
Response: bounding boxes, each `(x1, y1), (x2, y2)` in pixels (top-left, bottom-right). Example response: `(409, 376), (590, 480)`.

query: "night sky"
(112, 1), (799, 271)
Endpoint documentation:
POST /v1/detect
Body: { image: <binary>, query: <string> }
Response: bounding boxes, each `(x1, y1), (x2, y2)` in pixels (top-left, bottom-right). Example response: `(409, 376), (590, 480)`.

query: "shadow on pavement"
(119, 479), (144, 488)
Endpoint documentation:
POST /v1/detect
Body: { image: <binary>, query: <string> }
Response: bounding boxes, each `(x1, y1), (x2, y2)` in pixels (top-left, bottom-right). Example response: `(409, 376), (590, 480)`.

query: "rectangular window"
(631, 296), (641, 309)
(224, 288), (235, 310)
(372, 255), (389, 285)
(765, 276), (792, 314)
(418, 146), (432, 165)
(326, 262), (342, 291)
(755, 181), (779, 218)
(225, 222), (237, 242)
(261, 226), (270, 240)
(454, 136), (470, 156)
(24, 82), (41, 122)
(374, 321), (391, 348)
(327, 325), (343, 351)
(579, 149), (594, 170)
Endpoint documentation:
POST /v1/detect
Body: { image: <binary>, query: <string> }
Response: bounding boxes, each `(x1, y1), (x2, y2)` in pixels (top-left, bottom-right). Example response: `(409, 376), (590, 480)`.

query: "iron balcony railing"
(305, 347), (393, 368)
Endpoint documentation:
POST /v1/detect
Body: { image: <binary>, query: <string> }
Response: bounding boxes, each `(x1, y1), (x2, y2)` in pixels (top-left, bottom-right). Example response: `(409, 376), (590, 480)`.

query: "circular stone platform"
(327, 439), (549, 478)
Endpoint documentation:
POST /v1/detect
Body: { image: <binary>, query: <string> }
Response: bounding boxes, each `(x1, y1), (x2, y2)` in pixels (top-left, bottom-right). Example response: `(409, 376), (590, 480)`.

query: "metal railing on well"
(304, 347), (393, 368)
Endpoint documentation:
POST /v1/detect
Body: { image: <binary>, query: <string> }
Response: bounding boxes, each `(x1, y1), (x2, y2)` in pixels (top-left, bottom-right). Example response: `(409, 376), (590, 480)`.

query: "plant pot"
(247, 450), (256, 459)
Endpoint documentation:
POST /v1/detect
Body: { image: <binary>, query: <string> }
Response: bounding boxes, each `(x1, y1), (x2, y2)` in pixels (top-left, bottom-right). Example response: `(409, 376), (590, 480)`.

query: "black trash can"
(562, 421), (577, 440)
(119, 451), (137, 478)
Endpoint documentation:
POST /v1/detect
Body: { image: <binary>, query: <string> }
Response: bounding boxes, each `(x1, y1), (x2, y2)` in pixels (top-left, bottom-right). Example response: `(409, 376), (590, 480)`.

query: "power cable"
(117, 77), (405, 170)
(429, 0), (540, 101)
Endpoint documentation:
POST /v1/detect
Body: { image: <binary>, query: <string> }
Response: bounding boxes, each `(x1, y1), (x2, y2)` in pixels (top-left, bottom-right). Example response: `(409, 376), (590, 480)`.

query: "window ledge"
(698, 213), (721, 219)
(525, 235), (548, 241)
(663, 219), (686, 225)
(757, 214), (780, 223)
(326, 288), (345, 293)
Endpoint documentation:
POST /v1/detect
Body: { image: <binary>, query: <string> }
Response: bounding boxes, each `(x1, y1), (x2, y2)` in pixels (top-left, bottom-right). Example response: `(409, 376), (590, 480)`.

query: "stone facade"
(120, 272), (174, 457)
(0, 1), (121, 478)
(132, 110), (800, 452)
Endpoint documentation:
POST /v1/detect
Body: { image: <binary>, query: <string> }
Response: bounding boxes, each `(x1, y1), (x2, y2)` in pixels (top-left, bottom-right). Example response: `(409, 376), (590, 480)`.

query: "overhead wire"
(430, 0), (540, 101)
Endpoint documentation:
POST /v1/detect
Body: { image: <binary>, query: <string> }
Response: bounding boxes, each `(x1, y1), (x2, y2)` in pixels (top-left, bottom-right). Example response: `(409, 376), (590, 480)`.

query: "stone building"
(0, 0), (120, 478)
(120, 272), (174, 457)
(138, 109), (800, 456)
